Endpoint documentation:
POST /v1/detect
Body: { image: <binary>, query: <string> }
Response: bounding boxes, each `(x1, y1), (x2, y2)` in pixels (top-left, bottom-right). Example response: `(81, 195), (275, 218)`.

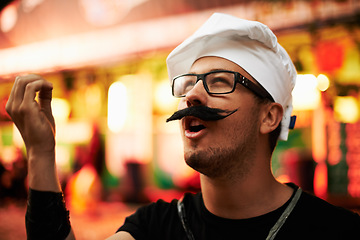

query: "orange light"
(312, 101), (327, 163)
(276, 174), (291, 184)
(154, 80), (178, 114)
(316, 74), (330, 92)
(65, 164), (102, 214)
(334, 96), (360, 123)
(313, 162), (328, 199)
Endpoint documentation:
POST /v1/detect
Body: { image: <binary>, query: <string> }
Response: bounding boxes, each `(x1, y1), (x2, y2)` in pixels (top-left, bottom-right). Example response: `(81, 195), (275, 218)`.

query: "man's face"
(178, 56), (262, 180)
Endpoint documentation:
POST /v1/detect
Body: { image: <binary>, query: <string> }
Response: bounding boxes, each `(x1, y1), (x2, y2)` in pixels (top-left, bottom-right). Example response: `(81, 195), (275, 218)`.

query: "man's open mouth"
(189, 125), (206, 132)
(186, 117), (206, 133)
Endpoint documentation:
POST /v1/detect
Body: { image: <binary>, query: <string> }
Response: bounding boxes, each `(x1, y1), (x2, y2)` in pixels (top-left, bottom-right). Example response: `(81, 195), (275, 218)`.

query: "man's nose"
(184, 80), (208, 107)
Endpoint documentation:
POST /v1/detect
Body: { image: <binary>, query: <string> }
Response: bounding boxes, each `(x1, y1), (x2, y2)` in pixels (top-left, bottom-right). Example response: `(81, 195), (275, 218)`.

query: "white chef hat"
(166, 12), (297, 141)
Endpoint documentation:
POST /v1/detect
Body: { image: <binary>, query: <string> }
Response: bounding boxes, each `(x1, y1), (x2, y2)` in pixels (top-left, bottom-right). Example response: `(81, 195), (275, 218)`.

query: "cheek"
(222, 110), (259, 139)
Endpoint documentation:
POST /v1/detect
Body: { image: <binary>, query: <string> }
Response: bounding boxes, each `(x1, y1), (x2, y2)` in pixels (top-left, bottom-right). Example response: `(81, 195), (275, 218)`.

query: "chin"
(184, 148), (225, 178)
(184, 144), (254, 180)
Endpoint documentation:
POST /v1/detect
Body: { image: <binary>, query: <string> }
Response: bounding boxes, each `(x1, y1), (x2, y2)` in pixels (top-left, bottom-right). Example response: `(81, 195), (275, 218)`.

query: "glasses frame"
(172, 70), (274, 102)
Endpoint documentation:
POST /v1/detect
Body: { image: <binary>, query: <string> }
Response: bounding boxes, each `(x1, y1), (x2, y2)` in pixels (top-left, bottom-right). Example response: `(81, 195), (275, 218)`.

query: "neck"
(200, 161), (293, 219)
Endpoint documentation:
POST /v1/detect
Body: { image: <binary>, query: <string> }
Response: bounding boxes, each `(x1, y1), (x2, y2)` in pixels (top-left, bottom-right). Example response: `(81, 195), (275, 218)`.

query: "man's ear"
(259, 103), (283, 135)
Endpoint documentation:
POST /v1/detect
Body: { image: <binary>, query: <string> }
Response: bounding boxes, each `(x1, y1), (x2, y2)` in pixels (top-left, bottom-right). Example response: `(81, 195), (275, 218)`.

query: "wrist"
(27, 147), (55, 166)
(27, 149), (61, 192)
(27, 144), (55, 159)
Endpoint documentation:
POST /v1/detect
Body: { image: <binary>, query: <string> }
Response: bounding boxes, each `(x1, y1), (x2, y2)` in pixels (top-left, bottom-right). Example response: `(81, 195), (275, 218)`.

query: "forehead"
(190, 56), (255, 81)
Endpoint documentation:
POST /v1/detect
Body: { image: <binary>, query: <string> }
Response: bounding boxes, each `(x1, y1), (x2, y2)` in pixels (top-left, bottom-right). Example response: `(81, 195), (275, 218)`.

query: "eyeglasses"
(171, 70), (274, 101)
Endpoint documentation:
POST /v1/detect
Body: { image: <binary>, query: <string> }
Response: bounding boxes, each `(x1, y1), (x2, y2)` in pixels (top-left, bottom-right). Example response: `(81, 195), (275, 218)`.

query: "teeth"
(188, 118), (205, 133)
(190, 119), (202, 127)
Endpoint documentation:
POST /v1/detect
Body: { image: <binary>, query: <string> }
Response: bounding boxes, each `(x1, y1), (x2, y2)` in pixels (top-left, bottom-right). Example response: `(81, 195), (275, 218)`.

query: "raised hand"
(6, 74), (60, 191)
(6, 74), (55, 154)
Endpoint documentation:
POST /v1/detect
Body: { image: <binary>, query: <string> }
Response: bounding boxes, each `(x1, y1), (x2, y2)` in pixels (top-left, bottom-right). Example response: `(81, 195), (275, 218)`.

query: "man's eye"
(183, 81), (195, 92)
(209, 77), (232, 87)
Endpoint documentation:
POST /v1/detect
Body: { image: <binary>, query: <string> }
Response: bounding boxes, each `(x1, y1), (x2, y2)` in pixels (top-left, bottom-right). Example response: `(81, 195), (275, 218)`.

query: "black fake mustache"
(166, 105), (237, 122)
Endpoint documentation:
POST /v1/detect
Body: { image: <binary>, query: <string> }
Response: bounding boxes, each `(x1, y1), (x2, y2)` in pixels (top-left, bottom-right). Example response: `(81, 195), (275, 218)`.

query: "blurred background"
(0, 0), (359, 239)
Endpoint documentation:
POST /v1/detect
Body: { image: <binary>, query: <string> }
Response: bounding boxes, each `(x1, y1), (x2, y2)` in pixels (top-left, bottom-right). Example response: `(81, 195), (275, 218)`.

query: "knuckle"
(5, 102), (17, 117)
(25, 82), (34, 90)
(15, 75), (25, 83)
(5, 103), (12, 115)
(15, 74), (40, 86)
(25, 82), (37, 94)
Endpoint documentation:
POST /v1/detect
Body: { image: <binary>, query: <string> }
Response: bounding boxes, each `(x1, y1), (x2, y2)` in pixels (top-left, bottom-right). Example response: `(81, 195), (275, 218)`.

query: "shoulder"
(283, 189), (360, 238)
(298, 190), (360, 221)
(286, 183), (359, 223)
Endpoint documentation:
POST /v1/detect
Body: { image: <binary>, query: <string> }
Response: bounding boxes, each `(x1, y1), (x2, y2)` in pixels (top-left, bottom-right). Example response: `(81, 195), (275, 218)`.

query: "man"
(6, 13), (360, 240)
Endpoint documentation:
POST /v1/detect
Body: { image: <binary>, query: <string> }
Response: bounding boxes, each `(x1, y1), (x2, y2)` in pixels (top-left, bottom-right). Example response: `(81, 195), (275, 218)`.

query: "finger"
(23, 80), (56, 134)
(22, 79), (53, 109)
(12, 74), (45, 108)
(38, 84), (53, 100)
(5, 75), (21, 115)
(5, 77), (18, 111)
(38, 84), (55, 128)
(21, 80), (53, 125)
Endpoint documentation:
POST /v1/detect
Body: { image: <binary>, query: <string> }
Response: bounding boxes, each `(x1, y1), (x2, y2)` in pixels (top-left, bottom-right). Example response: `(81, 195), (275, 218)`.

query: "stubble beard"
(184, 115), (258, 181)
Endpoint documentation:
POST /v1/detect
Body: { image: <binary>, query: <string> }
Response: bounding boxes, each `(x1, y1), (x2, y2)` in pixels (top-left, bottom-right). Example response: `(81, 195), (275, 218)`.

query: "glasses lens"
(206, 72), (235, 94)
(173, 75), (196, 97)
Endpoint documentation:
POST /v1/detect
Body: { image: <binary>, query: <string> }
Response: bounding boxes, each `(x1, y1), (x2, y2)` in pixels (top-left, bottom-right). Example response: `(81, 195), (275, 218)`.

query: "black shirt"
(117, 184), (360, 239)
